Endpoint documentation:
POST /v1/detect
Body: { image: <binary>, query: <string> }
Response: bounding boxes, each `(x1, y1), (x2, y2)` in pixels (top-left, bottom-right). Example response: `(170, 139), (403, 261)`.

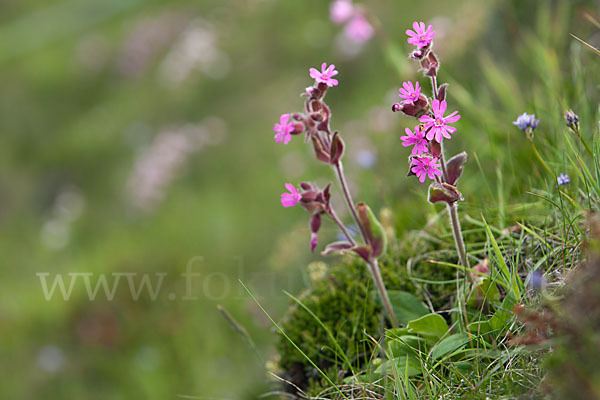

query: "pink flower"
(273, 113), (294, 144)
(400, 126), (428, 155)
(344, 15), (374, 43)
(419, 99), (461, 143)
(411, 157), (442, 183)
(330, 0), (354, 25)
(280, 183), (301, 208)
(406, 21), (435, 48)
(398, 81), (421, 104)
(310, 63), (339, 87)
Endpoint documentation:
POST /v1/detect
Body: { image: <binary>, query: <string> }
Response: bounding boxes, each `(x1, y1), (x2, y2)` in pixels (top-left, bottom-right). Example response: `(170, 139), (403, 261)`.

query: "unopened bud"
(564, 109), (579, 130)
(291, 122), (305, 135)
(437, 83), (448, 102)
(310, 112), (323, 122)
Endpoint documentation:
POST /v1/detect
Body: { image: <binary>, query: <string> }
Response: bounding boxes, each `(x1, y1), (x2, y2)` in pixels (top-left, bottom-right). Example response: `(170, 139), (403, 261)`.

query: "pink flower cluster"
(329, 0), (374, 44)
(396, 22), (462, 184)
(275, 63), (340, 210)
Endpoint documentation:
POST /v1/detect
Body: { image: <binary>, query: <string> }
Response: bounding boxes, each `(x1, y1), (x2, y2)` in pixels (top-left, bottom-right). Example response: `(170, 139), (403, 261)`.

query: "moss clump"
(276, 228), (459, 395)
(276, 258), (405, 394)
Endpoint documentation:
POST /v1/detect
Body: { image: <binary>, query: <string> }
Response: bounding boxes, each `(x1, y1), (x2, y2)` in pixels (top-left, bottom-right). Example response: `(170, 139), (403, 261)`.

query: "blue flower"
(564, 109), (579, 129)
(512, 112), (539, 131)
(557, 173), (570, 186)
(528, 270), (545, 291)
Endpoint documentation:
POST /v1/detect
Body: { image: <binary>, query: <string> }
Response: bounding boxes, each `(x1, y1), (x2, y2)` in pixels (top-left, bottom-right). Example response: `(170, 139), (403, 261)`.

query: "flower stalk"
(273, 63), (398, 328)
(395, 21), (470, 271)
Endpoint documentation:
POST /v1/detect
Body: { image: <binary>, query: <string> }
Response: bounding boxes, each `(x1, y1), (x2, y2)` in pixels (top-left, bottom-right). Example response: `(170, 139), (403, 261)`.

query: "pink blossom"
(344, 15), (374, 43)
(400, 126), (428, 155)
(411, 157), (442, 183)
(419, 99), (460, 143)
(280, 183), (301, 208)
(398, 81), (421, 104)
(330, 0), (354, 25)
(309, 63), (339, 87)
(406, 21), (435, 48)
(273, 113), (294, 144)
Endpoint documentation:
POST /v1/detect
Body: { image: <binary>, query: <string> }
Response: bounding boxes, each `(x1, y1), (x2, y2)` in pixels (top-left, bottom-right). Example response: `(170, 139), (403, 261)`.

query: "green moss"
(276, 229), (459, 394)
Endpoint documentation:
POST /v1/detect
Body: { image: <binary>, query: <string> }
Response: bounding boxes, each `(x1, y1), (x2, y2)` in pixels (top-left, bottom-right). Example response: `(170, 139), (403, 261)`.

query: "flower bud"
(392, 95), (429, 118)
(310, 112), (323, 122)
(421, 51), (439, 77)
(311, 133), (331, 164)
(291, 122), (305, 135)
(564, 109), (579, 130)
(430, 140), (441, 158)
(309, 212), (323, 253)
(299, 182), (331, 212)
(356, 202), (387, 259)
(410, 50), (423, 59)
(330, 132), (345, 164)
(436, 83), (448, 102)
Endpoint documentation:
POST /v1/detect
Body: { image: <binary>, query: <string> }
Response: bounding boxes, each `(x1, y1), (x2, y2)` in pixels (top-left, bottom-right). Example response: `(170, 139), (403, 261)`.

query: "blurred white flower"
(40, 186), (85, 250)
(116, 13), (188, 78)
(159, 19), (230, 86)
(37, 345), (65, 373)
(127, 119), (226, 212)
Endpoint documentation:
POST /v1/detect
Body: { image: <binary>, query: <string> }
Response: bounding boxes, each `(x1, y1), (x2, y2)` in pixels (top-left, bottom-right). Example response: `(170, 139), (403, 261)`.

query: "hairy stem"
(448, 202), (470, 270)
(439, 139), (449, 182)
(368, 258), (399, 328)
(334, 161), (396, 327)
(448, 202), (470, 328)
(334, 161), (368, 241)
(431, 75), (439, 99)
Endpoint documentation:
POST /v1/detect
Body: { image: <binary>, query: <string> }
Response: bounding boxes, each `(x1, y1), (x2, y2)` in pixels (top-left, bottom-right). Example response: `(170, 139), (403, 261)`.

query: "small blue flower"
(513, 113), (539, 131)
(564, 109), (579, 129)
(528, 270), (545, 291)
(557, 173), (570, 186)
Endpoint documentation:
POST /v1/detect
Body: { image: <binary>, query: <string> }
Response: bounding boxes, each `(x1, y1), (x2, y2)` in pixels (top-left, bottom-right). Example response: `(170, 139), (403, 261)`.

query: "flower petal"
(444, 112), (461, 123)
(437, 100), (447, 116)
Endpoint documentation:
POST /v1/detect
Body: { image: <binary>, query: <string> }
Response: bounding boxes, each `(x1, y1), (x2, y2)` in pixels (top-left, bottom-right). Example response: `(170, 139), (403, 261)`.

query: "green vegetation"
(2, 0), (599, 399)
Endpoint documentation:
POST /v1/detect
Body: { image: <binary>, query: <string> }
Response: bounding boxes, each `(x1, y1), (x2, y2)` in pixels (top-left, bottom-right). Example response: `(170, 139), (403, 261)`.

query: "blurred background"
(0, 0), (598, 398)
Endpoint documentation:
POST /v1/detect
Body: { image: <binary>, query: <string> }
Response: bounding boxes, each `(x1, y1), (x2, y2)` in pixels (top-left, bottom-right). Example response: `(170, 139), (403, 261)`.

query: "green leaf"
(431, 333), (470, 360)
(386, 290), (429, 325)
(467, 319), (492, 335)
(489, 296), (516, 332)
(375, 356), (422, 377)
(387, 335), (427, 358)
(467, 277), (501, 308)
(482, 216), (521, 301)
(407, 313), (449, 340)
